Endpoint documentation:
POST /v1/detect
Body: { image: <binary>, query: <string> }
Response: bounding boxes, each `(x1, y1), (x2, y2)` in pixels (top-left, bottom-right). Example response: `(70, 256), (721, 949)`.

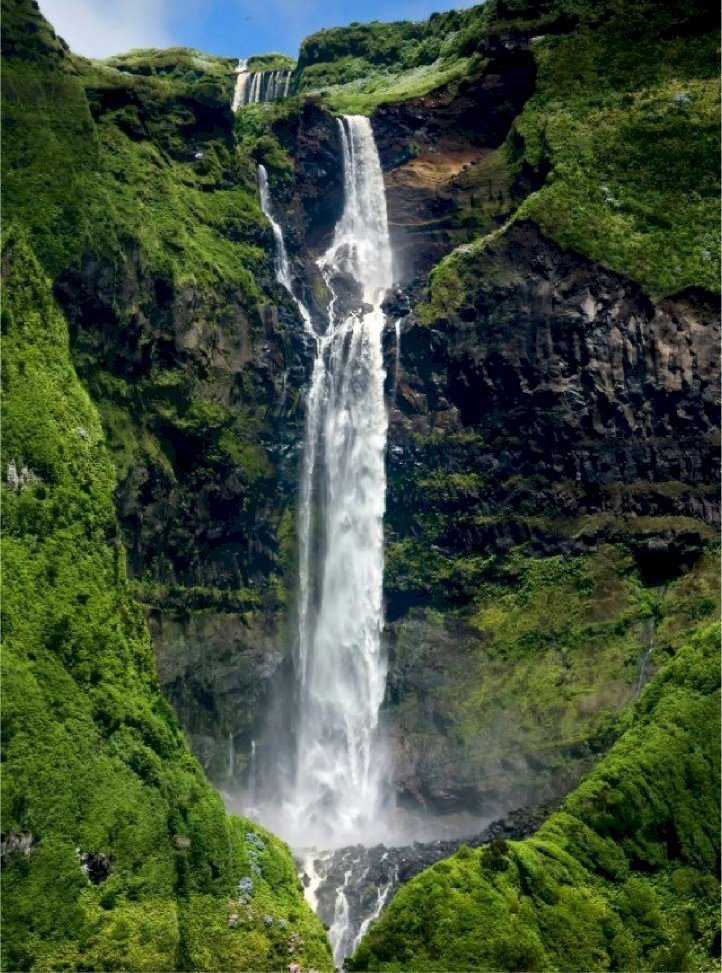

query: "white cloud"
(38, 0), (175, 58)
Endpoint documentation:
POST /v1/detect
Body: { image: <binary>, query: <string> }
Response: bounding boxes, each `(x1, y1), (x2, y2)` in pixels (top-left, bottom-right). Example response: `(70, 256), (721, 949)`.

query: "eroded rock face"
(378, 221), (720, 811)
(389, 223), (720, 537)
(372, 46), (537, 280)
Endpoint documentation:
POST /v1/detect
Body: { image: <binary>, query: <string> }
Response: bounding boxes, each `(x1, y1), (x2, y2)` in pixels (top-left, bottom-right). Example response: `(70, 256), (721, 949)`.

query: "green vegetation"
(353, 614), (721, 970)
(103, 47), (236, 92)
(418, 0), (718, 300)
(513, 25), (720, 295)
(388, 538), (720, 810)
(1, 229), (333, 972)
(247, 53), (296, 72)
(2, 51), (267, 286)
(2, 0), (300, 604)
(311, 56), (477, 116)
(294, 8), (493, 112)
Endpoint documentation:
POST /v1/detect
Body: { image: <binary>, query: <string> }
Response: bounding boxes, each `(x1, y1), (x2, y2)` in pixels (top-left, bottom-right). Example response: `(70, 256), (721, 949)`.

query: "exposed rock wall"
(379, 220), (720, 812)
(372, 45), (536, 279)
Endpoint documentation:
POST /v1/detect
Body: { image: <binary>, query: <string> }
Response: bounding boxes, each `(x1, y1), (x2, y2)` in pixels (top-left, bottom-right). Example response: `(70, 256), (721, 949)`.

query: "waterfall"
(256, 118), (394, 957)
(233, 64), (293, 110)
(258, 164), (312, 332)
(232, 58), (248, 112)
(248, 739), (257, 802)
(227, 732), (235, 779)
(291, 115), (394, 847)
(256, 118), (393, 849)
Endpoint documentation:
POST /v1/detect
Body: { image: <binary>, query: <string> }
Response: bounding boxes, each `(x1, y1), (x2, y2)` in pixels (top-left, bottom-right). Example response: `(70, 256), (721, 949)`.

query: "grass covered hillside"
(1, 228), (333, 973)
(2, 0), (305, 625)
(418, 0), (720, 298)
(352, 615), (721, 971)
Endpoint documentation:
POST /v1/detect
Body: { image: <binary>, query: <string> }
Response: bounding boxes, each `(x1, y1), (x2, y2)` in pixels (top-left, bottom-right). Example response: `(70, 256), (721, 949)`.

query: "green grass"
(247, 53), (296, 72)
(2, 12), (267, 288)
(103, 47), (237, 92)
(352, 617), (721, 971)
(307, 55), (479, 116)
(514, 26), (720, 295)
(0, 228), (333, 972)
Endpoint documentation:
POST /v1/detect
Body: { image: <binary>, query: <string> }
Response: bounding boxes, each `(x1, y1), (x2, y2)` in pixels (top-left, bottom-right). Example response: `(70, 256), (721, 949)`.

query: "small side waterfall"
(232, 58), (249, 112)
(233, 61), (293, 110)
(258, 164), (312, 332)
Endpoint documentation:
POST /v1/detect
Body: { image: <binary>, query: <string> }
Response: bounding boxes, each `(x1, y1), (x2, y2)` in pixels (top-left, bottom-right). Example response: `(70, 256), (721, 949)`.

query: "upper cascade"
(233, 59), (293, 109)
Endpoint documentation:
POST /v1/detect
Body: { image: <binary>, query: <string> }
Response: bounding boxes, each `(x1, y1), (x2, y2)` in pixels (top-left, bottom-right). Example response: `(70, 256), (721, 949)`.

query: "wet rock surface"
(300, 803), (552, 964)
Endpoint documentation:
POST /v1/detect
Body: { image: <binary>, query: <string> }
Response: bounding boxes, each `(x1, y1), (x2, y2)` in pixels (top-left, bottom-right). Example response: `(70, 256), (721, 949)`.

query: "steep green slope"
(296, 0), (719, 295)
(2, 0), (303, 644)
(1, 0), (262, 284)
(1, 229), (332, 972)
(351, 616), (721, 971)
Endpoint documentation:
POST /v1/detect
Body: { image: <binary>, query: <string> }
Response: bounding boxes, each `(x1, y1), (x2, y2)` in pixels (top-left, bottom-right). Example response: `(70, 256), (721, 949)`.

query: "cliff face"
(380, 219), (718, 812)
(240, 0), (719, 816)
(27, 0), (715, 815)
(5, 0), (719, 876)
(373, 43), (537, 279)
(3, 0), (720, 966)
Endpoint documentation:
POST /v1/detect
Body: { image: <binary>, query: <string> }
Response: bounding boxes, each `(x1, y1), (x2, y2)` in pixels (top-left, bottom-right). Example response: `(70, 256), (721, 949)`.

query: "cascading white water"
(255, 116), (395, 959)
(290, 115), (394, 848)
(257, 118), (393, 850)
(258, 164), (313, 332)
(233, 64), (293, 110)
(232, 58), (249, 112)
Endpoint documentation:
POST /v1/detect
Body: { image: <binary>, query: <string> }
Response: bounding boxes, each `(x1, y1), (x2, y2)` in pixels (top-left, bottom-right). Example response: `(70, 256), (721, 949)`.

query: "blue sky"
(38, 0), (479, 61)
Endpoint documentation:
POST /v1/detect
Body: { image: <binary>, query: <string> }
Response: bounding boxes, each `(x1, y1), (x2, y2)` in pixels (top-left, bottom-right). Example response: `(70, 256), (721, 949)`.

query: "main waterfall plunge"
(259, 116), (393, 850)
(255, 116), (395, 962)
(232, 115), (497, 966)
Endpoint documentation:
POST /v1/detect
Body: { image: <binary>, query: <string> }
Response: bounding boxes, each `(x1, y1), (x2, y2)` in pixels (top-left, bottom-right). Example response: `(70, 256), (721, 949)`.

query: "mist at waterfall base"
(221, 114), (496, 961)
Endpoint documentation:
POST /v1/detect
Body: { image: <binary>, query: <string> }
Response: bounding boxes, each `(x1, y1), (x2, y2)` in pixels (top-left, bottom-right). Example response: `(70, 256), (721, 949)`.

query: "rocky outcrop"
(376, 220), (720, 811)
(388, 223), (720, 551)
(372, 45), (537, 279)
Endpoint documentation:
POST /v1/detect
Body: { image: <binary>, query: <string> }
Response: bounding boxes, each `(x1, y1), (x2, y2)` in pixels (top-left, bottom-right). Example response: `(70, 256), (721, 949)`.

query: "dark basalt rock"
(373, 50), (536, 173)
(79, 851), (114, 883)
(54, 242), (308, 590)
(271, 98), (345, 256)
(1, 831), (34, 862)
(388, 223), (720, 530)
(300, 802), (554, 965)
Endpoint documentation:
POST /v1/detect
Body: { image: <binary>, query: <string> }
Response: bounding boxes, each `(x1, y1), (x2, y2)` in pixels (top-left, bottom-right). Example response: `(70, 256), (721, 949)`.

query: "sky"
(38, 0), (479, 61)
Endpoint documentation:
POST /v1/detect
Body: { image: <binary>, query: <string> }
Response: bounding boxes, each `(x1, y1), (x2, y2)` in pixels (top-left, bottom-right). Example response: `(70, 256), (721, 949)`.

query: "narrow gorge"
(2, 0), (720, 970)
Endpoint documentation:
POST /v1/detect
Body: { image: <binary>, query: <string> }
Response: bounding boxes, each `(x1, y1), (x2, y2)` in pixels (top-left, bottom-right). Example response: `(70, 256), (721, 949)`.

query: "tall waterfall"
(293, 115), (393, 848)
(257, 116), (394, 849)
(233, 61), (292, 110)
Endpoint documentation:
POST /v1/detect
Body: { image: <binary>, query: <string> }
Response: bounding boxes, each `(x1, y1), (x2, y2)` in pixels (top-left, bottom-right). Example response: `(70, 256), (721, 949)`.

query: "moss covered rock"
(353, 619), (721, 970)
(0, 230), (333, 971)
